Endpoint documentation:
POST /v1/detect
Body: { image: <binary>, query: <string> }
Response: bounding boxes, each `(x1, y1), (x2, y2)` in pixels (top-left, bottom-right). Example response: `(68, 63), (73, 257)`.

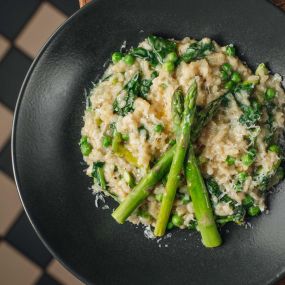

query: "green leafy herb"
(131, 47), (158, 66)
(234, 172), (248, 192)
(239, 101), (261, 128)
(80, 136), (92, 156)
(92, 161), (107, 190)
(147, 35), (177, 64)
(181, 40), (215, 63)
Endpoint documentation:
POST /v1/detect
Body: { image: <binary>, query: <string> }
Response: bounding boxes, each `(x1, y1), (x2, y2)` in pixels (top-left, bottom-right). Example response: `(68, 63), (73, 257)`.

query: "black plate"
(12, 0), (285, 284)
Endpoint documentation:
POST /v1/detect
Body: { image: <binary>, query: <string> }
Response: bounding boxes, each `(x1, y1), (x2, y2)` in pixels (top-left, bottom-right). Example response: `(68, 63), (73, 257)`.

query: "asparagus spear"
(112, 93), (227, 224)
(185, 147), (222, 247)
(171, 87), (184, 136)
(154, 80), (198, 236)
(112, 145), (175, 223)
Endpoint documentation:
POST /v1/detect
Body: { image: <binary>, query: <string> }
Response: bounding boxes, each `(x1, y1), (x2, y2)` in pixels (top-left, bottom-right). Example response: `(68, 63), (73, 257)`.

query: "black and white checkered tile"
(0, 1), (82, 284)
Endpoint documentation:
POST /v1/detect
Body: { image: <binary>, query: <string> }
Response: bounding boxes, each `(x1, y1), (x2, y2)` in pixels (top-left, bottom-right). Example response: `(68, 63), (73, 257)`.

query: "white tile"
(47, 259), (83, 285)
(0, 102), (13, 152)
(0, 242), (42, 284)
(15, 2), (67, 58)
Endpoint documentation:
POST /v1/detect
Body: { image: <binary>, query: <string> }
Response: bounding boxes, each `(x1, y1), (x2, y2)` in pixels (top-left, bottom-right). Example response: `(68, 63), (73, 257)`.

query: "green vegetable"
(131, 47), (158, 66)
(123, 171), (136, 188)
(80, 136), (93, 156)
(112, 132), (122, 152)
(248, 206), (261, 216)
(154, 124), (164, 133)
(112, 91), (226, 224)
(113, 73), (152, 116)
(92, 162), (107, 190)
(167, 221), (174, 230)
(151, 71), (159, 79)
(155, 193), (163, 202)
(231, 71), (242, 83)
(225, 44), (236, 56)
(241, 148), (256, 166)
(112, 145), (175, 224)
(225, 155), (235, 166)
(239, 101), (261, 128)
(112, 51), (123, 63)
(137, 208), (150, 219)
(206, 178), (222, 197)
(102, 135), (112, 148)
(121, 133), (129, 141)
(185, 146), (222, 247)
(123, 54), (135, 65)
(163, 61), (175, 72)
(154, 80), (197, 237)
(216, 205), (245, 225)
(181, 40), (215, 63)
(165, 52), (178, 63)
(242, 194), (254, 208)
(234, 172), (248, 192)
(147, 35), (177, 64)
(268, 144), (280, 154)
(265, 87), (277, 100)
(220, 63), (233, 81)
(171, 214), (184, 227)
(224, 80), (235, 91)
(171, 88), (184, 136)
(255, 63), (269, 75)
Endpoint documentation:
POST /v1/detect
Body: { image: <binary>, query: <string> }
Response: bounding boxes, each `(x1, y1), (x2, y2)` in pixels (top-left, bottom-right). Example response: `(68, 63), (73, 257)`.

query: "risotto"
(80, 36), (284, 243)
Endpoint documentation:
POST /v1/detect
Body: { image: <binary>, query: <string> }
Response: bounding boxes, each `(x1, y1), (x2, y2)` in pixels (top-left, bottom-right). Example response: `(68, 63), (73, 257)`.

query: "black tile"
(35, 273), (63, 285)
(0, 140), (13, 178)
(5, 212), (53, 268)
(0, 48), (32, 110)
(0, 0), (41, 40)
(46, 0), (79, 16)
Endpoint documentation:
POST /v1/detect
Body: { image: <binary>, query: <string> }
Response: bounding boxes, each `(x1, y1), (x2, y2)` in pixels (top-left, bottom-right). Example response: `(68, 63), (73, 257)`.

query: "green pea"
(247, 206), (261, 217)
(221, 63), (233, 74)
(165, 52), (178, 63)
(242, 194), (254, 208)
(224, 80), (235, 91)
(238, 172), (248, 182)
(265, 87), (276, 100)
(102, 135), (112, 148)
(171, 214), (184, 227)
(242, 153), (254, 166)
(231, 71), (242, 83)
(225, 155), (235, 166)
(268, 144), (280, 154)
(167, 221), (174, 230)
(151, 71), (159, 79)
(122, 133), (129, 141)
(182, 194), (191, 204)
(163, 61), (175, 72)
(123, 54), (135, 65)
(112, 51), (123, 63)
(80, 136), (92, 156)
(226, 44), (236, 56)
(155, 193), (163, 202)
(154, 124), (164, 133)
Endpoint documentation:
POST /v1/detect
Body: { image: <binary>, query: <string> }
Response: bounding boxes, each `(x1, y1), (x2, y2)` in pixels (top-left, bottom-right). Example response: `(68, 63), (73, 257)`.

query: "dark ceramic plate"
(12, 0), (285, 284)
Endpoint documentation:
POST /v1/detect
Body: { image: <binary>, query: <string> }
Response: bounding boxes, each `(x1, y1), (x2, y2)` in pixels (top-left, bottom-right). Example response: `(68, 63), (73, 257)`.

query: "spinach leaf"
(113, 73), (153, 116)
(92, 161), (107, 190)
(131, 47), (158, 66)
(147, 35), (177, 64)
(181, 40), (214, 63)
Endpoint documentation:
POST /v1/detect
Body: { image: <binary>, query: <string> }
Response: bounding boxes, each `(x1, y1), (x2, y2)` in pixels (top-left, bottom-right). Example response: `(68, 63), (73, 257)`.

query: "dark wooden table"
(78, 0), (285, 284)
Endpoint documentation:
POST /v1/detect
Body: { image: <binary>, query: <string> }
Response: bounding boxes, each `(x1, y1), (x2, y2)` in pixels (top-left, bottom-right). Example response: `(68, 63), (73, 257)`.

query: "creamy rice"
(81, 36), (285, 229)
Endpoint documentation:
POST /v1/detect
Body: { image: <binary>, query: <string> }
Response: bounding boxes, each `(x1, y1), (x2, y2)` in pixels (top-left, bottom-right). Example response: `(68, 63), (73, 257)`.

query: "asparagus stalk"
(171, 87), (184, 136)
(112, 145), (175, 223)
(112, 93), (226, 224)
(154, 80), (198, 236)
(185, 147), (222, 247)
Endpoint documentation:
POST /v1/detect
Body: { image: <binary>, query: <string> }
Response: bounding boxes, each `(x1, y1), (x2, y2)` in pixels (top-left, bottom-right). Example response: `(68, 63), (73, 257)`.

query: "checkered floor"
(0, 0), (285, 285)
(0, 1), (83, 284)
